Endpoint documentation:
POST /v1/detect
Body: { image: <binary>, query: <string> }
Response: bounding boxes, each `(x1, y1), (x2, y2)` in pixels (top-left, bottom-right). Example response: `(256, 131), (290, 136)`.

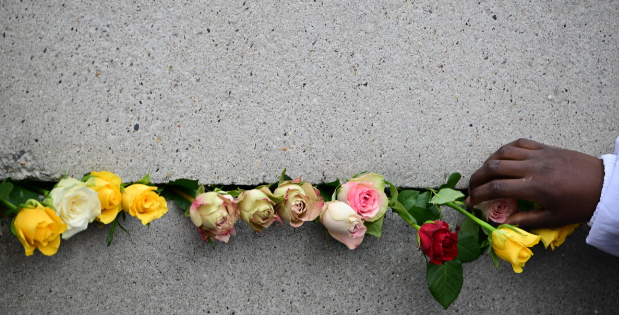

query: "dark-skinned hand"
(466, 138), (604, 229)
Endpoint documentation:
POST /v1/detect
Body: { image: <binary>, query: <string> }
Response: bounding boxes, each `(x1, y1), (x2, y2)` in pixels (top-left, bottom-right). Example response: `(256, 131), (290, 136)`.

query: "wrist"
(589, 154), (616, 226)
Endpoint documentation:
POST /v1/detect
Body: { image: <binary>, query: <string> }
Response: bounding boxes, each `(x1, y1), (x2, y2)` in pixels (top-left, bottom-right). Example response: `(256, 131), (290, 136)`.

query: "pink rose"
(337, 173), (389, 222)
(474, 199), (518, 224)
(190, 192), (239, 243)
(320, 201), (367, 250)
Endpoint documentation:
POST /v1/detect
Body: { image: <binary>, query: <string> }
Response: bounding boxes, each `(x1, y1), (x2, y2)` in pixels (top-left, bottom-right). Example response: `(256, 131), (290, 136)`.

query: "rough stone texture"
(2, 204), (619, 315)
(2, 0), (619, 314)
(1, 0), (618, 187)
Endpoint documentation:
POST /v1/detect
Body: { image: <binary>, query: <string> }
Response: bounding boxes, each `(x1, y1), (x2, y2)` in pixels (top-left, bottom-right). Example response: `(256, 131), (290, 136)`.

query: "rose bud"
(474, 199), (518, 224)
(418, 221), (459, 265)
(274, 177), (324, 227)
(237, 188), (279, 232)
(531, 224), (579, 251)
(190, 192), (239, 243)
(13, 200), (67, 256)
(121, 184), (169, 225)
(48, 178), (101, 239)
(320, 201), (367, 250)
(491, 226), (540, 273)
(337, 173), (389, 222)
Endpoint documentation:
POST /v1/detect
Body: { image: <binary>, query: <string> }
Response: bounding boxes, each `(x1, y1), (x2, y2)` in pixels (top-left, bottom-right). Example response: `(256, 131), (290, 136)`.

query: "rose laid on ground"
(337, 173), (388, 222)
(274, 177), (324, 227)
(532, 224), (579, 251)
(84, 171), (123, 224)
(190, 192), (239, 243)
(121, 184), (168, 225)
(237, 188), (279, 232)
(418, 221), (459, 265)
(474, 199), (518, 224)
(49, 178), (101, 239)
(320, 201), (367, 250)
(13, 201), (67, 256)
(491, 226), (540, 273)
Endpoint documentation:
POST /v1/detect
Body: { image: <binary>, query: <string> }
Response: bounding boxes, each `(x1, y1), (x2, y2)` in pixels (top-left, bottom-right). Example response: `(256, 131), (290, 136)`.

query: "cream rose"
(274, 177), (324, 227)
(237, 188), (279, 232)
(190, 192), (239, 243)
(49, 178), (101, 240)
(320, 201), (367, 250)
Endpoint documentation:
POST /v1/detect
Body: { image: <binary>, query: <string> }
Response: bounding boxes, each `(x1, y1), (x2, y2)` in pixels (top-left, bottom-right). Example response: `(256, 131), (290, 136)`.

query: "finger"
(485, 145), (535, 162)
(504, 138), (546, 150)
(469, 160), (532, 189)
(503, 209), (552, 230)
(468, 178), (538, 206)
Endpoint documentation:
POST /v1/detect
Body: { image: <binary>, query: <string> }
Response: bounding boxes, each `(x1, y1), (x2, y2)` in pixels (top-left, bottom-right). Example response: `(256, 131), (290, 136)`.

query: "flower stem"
(445, 202), (495, 232)
(411, 223), (421, 231)
(172, 188), (195, 203)
(0, 199), (17, 211)
(31, 187), (49, 196)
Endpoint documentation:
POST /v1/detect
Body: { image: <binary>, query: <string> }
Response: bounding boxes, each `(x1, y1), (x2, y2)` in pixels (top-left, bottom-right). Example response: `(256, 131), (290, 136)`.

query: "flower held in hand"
(532, 224), (579, 251)
(474, 199), (518, 224)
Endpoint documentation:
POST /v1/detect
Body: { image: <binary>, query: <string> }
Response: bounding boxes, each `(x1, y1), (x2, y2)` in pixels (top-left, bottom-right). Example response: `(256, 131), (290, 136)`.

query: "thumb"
(503, 209), (551, 230)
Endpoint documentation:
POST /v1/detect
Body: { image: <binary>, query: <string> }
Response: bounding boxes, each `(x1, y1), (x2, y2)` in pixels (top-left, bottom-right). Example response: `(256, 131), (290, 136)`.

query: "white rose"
(50, 178), (101, 240)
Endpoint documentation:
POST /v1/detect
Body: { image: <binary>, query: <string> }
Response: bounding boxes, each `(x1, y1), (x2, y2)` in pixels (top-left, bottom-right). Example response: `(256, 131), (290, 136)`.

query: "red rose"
(418, 221), (459, 265)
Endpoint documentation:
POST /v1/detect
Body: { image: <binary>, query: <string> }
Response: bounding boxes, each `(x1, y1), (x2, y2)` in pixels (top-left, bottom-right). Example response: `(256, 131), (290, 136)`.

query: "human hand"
(466, 138), (604, 229)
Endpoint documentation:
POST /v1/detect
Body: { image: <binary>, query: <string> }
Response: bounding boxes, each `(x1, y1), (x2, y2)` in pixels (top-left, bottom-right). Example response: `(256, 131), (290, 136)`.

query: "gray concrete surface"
(1, 0), (618, 187)
(2, 204), (619, 315)
(2, 0), (619, 314)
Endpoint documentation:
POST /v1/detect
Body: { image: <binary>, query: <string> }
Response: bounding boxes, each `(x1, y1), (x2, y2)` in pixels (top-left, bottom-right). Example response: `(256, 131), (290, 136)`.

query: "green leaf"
(0, 181), (14, 200)
(456, 232), (481, 263)
(439, 173), (462, 190)
(415, 191), (432, 209)
(116, 219), (130, 236)
(389, 200), (416, 226)
(427, 260), (464, 310)
(197, 185), (205, 196)
(489, 246), (500, 271)
(207, 238), (216, 249)
(364, 216), (384, 238)
(6, 184), (39, 208)
(166, 178), (199, 191)
(397, 190), (420, 210)
(460, 217), (480, 241)
(81, 172), (92, 181)
(318, 179), (340, 202)
(161, 187), (193, 212)
(10, 218), (17, 236)
(135, 173), (151, 185)
(107, 216), (118, 247)
(384, 180), (399, 202)
(429, 188), (465, 205)
(398, 190), (440, 223)
(278, 169), (288, 186)
(324, 179), (341, 187)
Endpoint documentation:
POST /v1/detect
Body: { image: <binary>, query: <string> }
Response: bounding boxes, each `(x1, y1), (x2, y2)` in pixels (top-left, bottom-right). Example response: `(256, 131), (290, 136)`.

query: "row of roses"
(0, 171), (579, 310)
(0, 171), (168, 256)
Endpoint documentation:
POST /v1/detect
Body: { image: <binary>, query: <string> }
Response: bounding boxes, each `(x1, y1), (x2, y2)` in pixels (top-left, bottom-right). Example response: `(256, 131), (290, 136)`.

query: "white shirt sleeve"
(586, 136), (619, 256)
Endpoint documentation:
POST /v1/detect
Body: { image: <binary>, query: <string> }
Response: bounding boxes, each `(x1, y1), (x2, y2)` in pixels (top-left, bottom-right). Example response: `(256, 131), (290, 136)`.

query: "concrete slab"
(2, 0), (619, 314)
(1, 0), (618, 187)
(1, 204), (618, 314)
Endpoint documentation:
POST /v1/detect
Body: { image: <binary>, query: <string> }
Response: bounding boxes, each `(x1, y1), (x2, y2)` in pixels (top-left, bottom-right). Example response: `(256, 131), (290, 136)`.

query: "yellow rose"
(13, 201), (67, 256)
(121, 184), (168, 225)
(85, 171), (123, 224)
(491, 226), (540, 273)
(531, 224), (579, 251)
